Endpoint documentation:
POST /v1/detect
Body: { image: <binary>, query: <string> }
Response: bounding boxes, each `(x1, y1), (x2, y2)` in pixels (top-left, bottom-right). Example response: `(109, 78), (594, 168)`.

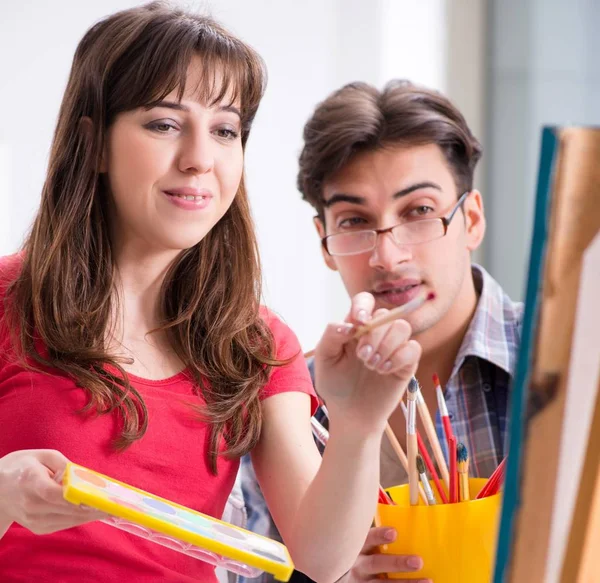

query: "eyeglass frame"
(320, 190), (471, 256)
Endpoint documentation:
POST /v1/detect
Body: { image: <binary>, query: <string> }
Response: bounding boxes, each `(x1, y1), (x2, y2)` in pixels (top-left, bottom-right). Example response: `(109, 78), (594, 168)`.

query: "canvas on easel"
(493, 126), (600, 582)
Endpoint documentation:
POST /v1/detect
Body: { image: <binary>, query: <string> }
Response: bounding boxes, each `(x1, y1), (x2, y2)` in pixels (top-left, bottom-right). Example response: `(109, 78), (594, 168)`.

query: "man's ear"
(313, 216), (338, 272)
(464, 190), (486, 252)
(79, 116), (107, 172)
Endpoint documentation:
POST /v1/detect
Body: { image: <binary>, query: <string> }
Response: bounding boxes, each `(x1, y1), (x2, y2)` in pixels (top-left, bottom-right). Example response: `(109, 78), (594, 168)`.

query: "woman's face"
(103, 56), (244, 256)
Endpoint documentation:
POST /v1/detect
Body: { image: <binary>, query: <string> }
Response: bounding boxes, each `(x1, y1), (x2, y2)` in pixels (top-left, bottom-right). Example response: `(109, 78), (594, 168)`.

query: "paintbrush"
(310, 416), (330, 448)
(457, 442), (470, 502)
(434, 373), (454, 448)
(415, 383), (450, 492)
(383, 425), (428, 504)
(416, 454), (437, 505)
(303, 290), (434, 359)
(311, 416), (393, 505)
(475, 457), (507, 499)
(448, 436), (458, 503)
(407, 378), (420, 505)
(400, 397), (448, 504)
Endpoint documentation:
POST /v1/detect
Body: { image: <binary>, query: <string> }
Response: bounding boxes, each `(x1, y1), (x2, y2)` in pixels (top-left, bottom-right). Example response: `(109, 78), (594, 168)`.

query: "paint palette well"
(62, 463), (294, 581)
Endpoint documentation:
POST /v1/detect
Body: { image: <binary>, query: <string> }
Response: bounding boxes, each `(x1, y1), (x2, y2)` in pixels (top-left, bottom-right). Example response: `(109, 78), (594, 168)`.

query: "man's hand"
(335, 527), (431, 583)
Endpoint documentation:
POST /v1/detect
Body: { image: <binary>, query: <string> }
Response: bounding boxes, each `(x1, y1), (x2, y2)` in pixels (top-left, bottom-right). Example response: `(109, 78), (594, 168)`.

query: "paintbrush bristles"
(416, 454), (426, 475)
(408, 377), (419, 393)
(457, 442), (470, 502)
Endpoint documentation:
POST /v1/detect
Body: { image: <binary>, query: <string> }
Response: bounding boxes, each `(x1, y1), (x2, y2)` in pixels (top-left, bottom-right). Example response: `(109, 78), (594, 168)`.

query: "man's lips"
(372, 279), (421, 294)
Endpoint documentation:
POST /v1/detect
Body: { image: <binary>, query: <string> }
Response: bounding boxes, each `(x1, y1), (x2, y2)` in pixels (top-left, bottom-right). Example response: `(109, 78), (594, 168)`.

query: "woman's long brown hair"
(4, 1), (277, 473)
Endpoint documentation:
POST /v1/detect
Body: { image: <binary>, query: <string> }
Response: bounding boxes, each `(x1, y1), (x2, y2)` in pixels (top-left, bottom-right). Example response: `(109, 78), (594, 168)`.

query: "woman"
(0, 3), (421, 582)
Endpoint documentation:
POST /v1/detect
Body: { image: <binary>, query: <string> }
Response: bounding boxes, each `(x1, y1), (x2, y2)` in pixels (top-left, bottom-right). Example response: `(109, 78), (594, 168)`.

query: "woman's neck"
(106, 246), (185, 379)
(111, 243), (179, 334)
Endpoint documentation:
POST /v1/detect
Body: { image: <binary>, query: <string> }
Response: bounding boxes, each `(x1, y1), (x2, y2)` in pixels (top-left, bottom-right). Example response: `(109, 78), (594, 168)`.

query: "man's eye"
(408, 206), (434, 217)
(338, 217), (368, 229)
(214, 127), (239, 140)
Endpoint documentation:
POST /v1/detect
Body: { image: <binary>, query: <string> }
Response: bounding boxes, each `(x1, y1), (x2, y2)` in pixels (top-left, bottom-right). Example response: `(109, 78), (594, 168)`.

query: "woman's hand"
(0, 449), (105, 536)
(314, 292), (421, 434)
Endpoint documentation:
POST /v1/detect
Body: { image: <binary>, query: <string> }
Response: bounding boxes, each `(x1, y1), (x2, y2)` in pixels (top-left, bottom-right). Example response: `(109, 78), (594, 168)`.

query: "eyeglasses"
(322, 191), (470, 257)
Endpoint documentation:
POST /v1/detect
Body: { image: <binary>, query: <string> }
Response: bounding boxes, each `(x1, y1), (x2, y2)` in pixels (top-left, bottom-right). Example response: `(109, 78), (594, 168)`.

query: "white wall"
(0, 0), (483, 351)
(486, 0), (600, 301)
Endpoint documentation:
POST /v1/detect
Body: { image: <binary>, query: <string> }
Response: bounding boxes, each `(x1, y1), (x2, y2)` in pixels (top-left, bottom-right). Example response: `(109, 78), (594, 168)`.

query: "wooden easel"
(493, 127), (600, 582)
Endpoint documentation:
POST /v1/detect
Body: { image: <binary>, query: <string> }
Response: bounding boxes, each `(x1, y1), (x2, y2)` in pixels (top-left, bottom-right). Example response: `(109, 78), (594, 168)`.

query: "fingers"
(353, 528), (427, 580)
(24, 509), (107, 535)
(356, 314), (412, 373)
(34, 449), (70, 474)
(362, 526), (397, 552)
(348, 292), (376, 325)
(18, 462), (70, 509)
(315, 321), (356, 361)
(356, 324), (418, 379)
(388, 339), (422, 381)
(353, 551), (426, 578)
(16, 454), (93, 520)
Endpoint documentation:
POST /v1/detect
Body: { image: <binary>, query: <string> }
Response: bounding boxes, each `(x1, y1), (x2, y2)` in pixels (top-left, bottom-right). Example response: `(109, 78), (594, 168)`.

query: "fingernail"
(358, 344), (373, 360)
(336, 324), (354, 335)
(379, 360), (392, 372)
(368, 353), (381, 367)
(356, 309), (368, 323)
(407, 557), (423, 570)
(384, 528), (396, 541)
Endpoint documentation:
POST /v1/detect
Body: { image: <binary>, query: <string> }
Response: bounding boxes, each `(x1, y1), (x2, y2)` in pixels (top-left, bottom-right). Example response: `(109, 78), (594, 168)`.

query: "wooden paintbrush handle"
(303, 290), (431, 359)
(384, 424), (428, 504)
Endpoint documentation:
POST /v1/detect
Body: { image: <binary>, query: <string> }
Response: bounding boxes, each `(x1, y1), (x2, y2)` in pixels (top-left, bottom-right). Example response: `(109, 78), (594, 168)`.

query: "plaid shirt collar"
(450, 264), (523, 385)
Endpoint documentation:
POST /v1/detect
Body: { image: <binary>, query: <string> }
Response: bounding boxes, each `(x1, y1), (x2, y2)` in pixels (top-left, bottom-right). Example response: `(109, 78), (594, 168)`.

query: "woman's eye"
(146, 120), (178, 133)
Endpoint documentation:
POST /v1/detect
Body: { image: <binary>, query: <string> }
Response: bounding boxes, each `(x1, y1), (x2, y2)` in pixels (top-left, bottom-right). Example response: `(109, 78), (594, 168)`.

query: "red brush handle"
(476, 457), (507, 499)
(417, 432), (448, 504)
(448, 436), (458, 503)
(442, 415), (454, 444)
(378, 486), (392, 505)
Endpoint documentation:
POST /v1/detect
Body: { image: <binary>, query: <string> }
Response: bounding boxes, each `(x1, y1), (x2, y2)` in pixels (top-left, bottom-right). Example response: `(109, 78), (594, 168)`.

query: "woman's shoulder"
(258, 306), (300, 347)
(258, 305), (309, 363)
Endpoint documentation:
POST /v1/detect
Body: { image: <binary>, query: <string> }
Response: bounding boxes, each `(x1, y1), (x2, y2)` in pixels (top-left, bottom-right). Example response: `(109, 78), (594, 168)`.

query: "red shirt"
(0, 254), (316, 582)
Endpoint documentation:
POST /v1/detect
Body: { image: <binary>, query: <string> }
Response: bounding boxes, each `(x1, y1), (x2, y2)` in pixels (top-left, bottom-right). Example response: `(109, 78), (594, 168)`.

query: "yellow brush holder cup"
(376, 478), (501, 582)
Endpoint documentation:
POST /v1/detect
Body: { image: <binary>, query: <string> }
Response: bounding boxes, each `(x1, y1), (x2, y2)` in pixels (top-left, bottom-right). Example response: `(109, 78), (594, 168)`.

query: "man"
(238, 79), (522, 583)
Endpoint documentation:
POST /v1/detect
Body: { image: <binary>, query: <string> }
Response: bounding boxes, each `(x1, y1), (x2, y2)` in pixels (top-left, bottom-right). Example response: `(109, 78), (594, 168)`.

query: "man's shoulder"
(474, 264), (523, 328)
(461, 265), (524, 376)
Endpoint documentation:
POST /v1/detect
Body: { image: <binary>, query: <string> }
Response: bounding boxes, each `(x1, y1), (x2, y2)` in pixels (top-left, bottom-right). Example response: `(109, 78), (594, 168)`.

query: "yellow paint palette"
(61, 462), (294, 581)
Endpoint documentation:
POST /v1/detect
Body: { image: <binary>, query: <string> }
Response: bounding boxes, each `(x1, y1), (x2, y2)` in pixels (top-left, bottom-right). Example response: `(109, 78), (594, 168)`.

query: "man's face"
(315, 143), (485, 336)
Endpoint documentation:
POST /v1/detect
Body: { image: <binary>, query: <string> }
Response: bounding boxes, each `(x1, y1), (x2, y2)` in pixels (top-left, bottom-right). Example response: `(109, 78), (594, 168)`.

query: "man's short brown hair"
(297, 80), (482, 219)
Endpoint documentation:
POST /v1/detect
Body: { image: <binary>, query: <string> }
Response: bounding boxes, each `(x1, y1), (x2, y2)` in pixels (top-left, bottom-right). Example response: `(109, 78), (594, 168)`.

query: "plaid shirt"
(237, 264), (522, 583)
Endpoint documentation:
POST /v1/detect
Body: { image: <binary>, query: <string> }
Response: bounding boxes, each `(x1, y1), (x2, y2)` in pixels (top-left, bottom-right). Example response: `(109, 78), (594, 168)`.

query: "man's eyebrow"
(323, 181), (442, 208)
(392, 181), (442, 199)
(322, 193), (366, 208)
